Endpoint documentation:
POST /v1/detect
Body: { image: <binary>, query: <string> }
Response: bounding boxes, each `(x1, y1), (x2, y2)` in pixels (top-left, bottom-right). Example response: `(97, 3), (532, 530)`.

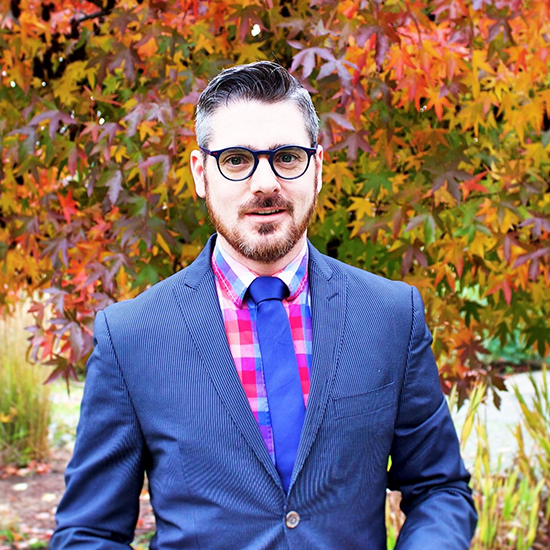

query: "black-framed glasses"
(200, 144), (317, 181)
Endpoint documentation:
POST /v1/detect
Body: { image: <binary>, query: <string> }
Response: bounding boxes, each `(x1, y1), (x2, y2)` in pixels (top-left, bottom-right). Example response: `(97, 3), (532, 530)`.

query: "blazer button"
(285, 511), (300, 529)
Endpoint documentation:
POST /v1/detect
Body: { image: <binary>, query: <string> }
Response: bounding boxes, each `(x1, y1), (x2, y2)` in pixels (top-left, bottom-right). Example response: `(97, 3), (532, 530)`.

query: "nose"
(248, 155), (281, 195)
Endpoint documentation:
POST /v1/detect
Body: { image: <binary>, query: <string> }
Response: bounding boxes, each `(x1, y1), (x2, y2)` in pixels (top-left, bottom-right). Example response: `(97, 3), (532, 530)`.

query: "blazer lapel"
(291, 244), (347, 487)
(172, 237), (280, 486)
(171, 237), (348, 493)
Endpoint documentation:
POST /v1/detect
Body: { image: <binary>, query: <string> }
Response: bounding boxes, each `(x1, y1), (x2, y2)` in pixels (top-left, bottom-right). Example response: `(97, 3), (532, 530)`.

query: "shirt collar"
(212, 237), (309, 308)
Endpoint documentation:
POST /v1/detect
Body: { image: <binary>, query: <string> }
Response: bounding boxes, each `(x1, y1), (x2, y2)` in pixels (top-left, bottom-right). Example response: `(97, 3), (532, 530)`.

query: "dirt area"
(0, 378), (155, 550)
(0, 446), (155, 549)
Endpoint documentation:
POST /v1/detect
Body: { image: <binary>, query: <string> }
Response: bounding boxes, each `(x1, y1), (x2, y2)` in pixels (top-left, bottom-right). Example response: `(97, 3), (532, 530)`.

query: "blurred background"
(0, 0), (549, 548)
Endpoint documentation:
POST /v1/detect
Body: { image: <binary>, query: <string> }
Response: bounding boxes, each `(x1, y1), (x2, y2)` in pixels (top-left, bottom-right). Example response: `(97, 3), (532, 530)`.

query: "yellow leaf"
(175, 166), (195, 198)
(324, 161), (355, 193)
(234, 42), (267, 64)
(138, 121), (160, 141)
(123, 97), (138, 111)
(181, 243), (203, 263)
(193, 26), (216, 54)
(0, 412), (13, 423)
(315, 192), (336, 223)
(127, 167), (141, 182)
(151, 183), (169, 204)
(347, 196), (375, 219)
(499, 207), (519, 233)
(471, 50), (495, 98)
(53, 61), (96, 106)
(469, 234), (496, 258)
(113, 146), (127, 163)
(156, 233), (173, 257)
(389, 173), (408, 193)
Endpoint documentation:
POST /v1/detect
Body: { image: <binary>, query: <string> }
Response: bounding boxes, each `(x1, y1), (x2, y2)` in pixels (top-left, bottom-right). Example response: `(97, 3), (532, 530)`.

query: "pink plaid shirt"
(211, 239), (312, 462)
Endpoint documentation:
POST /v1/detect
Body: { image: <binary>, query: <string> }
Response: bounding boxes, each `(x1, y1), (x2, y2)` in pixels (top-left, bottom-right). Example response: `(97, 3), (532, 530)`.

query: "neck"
(217, 234), (307, 276)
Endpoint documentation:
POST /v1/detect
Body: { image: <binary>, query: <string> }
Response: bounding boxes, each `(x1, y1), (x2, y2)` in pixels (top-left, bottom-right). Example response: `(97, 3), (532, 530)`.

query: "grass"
(0, 303), (51, 466)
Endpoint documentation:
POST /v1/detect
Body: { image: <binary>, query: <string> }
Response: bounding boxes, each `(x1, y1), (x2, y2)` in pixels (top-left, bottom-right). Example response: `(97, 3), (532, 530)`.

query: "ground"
(0, 447), (155, 550)
(0, 381), (155, 550)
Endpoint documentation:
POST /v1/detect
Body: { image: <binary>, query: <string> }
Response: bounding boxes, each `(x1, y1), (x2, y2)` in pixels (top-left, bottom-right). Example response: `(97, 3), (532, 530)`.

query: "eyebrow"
(224, 143), (303, 151)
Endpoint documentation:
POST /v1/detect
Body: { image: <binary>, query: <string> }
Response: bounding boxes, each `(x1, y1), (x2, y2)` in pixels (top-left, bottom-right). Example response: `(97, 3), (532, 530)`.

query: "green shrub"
(461, 377), (550, 549)
(0, 304), (50, 465)
(513, 368), (550, 548)
(470, 425), (543, 550)
(386, 376), (550, 548)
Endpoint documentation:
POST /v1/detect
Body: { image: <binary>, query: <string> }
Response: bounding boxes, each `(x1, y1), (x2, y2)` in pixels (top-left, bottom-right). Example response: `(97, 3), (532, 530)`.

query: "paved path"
(452, 371), (544, 468)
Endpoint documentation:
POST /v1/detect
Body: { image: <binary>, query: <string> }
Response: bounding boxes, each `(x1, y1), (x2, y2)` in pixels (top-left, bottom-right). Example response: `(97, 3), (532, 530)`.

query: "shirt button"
(285, 511), (300, 529)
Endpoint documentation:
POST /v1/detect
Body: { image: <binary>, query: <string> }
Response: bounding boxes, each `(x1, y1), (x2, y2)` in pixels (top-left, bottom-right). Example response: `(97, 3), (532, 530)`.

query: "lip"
(246, 209), (287, 219)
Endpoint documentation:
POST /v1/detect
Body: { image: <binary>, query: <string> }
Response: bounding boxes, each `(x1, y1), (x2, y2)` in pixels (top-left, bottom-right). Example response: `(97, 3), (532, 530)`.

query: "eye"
(219, 148), (254, 170)
(274, 147), (307, 166)
(278, 152), (298, 164)
(227, 155), (245, 166)
(274, 148), (304, 165)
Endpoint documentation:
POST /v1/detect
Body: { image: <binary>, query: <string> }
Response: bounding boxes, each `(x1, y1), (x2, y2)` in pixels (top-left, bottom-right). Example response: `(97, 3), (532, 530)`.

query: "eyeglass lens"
(218, 147), (310, 180)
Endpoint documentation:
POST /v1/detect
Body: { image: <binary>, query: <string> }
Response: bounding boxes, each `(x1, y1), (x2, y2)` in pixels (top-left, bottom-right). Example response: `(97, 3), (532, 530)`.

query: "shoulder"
(94, 268), (187, 337)
(308, 243), (413, 304)
(100, 237), (216, 331)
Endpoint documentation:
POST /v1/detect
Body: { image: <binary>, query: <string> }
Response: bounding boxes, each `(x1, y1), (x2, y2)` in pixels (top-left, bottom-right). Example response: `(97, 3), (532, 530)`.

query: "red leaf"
(501, 278), (512, 305)
(58, 190), (78, 224)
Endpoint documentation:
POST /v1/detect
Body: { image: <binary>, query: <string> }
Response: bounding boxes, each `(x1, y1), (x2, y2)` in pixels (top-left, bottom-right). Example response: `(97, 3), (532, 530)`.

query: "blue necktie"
(248, 276), (305, 492)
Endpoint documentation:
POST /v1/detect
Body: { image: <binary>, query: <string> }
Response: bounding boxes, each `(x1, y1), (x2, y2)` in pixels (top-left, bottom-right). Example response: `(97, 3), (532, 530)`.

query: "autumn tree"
(1, 0), (549, 396)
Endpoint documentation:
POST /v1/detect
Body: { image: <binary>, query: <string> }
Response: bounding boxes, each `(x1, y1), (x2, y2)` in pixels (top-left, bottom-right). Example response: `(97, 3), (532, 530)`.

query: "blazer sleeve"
(50, 310), (146, 549)
(388, 286), (477, 550)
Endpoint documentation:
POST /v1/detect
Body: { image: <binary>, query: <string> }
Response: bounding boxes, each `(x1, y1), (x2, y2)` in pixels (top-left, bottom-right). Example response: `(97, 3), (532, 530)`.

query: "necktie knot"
(248, 276), (289, 306)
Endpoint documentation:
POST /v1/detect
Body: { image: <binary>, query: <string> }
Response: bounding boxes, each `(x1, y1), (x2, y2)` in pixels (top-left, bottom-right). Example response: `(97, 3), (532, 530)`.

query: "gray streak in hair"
(194, 61), (319, 148)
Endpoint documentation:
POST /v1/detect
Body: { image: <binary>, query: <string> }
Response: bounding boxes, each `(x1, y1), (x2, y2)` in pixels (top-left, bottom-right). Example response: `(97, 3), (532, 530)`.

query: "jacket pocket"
(333, 381), (395, 420)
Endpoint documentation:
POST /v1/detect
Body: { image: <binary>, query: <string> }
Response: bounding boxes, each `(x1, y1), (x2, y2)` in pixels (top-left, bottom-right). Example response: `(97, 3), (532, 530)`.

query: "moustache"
(238, 196), (294, 217)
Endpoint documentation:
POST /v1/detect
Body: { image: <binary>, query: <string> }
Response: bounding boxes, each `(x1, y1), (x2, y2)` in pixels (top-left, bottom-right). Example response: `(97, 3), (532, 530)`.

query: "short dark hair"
(195, 61), (319, 148)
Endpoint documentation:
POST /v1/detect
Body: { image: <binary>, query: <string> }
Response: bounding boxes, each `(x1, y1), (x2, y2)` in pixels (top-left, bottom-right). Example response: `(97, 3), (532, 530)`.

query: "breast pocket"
(332, 381), (395, 420)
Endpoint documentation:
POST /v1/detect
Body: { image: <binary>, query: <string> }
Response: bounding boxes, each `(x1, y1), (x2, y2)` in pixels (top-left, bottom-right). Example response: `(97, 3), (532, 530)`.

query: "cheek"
(294, 185), (316, 207)
(206, 174), (236, 207)
(208, 188), (242, 218)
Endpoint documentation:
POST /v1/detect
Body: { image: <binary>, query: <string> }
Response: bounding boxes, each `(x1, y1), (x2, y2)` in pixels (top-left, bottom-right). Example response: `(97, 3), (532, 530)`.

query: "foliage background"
(0, 0), (549, 391)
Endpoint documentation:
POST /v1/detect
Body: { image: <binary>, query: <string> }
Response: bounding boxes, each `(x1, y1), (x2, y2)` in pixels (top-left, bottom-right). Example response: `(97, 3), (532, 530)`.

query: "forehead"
(207, 100), (310, 150)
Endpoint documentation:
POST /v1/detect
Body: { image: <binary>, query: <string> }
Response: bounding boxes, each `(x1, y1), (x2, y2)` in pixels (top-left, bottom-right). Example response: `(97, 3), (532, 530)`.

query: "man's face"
(191, 99), (323, 272)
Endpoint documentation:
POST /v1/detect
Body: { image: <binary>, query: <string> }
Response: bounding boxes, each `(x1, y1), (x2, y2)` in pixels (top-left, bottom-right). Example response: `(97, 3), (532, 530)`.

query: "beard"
(204, 171), (319, 264)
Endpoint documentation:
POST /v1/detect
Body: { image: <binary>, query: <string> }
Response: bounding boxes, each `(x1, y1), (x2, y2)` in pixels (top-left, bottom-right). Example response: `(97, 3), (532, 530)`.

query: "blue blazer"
(52, 236), (477, 549)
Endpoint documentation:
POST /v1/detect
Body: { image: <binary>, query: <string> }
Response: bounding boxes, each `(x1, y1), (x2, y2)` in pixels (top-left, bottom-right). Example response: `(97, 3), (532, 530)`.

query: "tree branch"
(74, 9), (109, 25)
(490, 359), (549, 372)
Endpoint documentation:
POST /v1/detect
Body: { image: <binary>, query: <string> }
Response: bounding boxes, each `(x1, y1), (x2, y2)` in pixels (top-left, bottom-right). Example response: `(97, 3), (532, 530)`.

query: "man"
(52, 61), (477, 549)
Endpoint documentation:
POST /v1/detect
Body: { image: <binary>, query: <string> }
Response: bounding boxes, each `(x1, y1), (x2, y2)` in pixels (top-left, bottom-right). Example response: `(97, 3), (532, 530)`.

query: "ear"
(314, 144), (323, 194)
(190, 149), (206, 198)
